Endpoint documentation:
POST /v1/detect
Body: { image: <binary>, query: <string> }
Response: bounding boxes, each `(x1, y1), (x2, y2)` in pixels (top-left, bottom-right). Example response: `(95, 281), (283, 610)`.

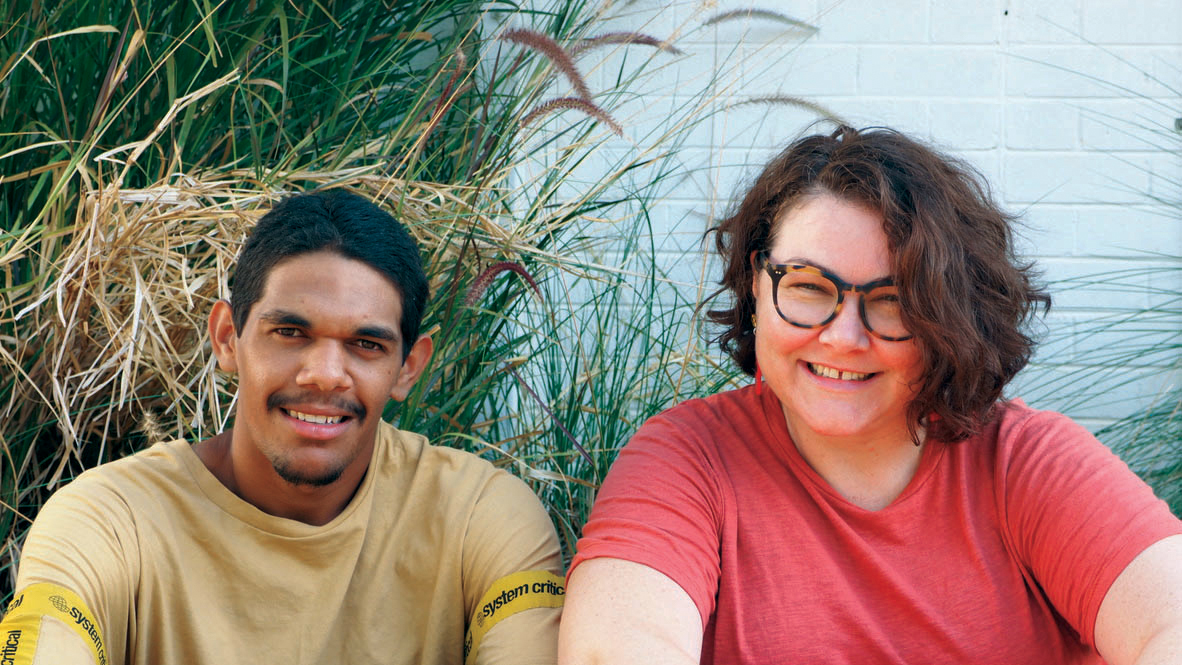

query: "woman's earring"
(751, 313), (762, 394)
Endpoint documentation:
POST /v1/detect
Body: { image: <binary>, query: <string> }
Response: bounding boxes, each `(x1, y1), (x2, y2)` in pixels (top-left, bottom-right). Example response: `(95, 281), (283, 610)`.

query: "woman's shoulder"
(971, 398), (1142, 507)
(941, 399), (1114, 502)
(621, 383), (773, 475)
(644, 383), (764, 431)
(984, 398), (1098, 455)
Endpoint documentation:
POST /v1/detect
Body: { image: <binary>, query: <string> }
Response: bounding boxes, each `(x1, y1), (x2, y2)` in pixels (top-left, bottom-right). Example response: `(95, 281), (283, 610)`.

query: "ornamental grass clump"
(2, 1), (827, 595)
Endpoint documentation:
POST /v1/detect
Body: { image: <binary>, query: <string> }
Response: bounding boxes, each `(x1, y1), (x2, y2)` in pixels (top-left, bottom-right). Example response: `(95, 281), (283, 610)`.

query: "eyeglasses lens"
(775, 269), (909, 339)
(862, 288), (908, 339)
(776, 271), (838, 326)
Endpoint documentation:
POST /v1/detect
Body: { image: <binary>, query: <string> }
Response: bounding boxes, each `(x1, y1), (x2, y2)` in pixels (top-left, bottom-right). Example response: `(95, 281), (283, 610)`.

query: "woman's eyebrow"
(774, 256), (891, 283)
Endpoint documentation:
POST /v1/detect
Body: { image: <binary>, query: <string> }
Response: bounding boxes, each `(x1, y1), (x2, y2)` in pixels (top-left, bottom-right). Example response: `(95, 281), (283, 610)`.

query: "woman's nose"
(817, 297), (871, 351)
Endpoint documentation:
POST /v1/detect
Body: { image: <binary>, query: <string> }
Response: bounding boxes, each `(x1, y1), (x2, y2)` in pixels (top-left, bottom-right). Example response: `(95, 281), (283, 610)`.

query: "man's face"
(210, 251), (431, 488)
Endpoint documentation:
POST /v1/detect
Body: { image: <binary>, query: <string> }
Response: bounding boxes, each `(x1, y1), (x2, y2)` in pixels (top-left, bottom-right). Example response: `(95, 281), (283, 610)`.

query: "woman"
(559, 126), (1182, 664)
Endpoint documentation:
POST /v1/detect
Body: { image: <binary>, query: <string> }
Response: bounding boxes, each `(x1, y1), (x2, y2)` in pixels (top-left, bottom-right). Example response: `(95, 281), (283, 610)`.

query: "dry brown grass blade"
(398, 48), (474, 172)
(1, 25), (120, 86)
(395, 31), (433, 42)
(5, 175), (266, 476)
(93, 70), (241, 183)
(0, 225), (41, 268)
(0, 494), (31, 527)
(0, 138), (72, 164)
(0, 158), (73, 186)
(86, 24), (146, 137)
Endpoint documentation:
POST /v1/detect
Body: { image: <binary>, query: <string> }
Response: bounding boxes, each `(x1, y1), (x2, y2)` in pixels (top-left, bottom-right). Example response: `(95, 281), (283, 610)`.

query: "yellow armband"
(1, 583), (108, 665)
(463, 570), (564, 665)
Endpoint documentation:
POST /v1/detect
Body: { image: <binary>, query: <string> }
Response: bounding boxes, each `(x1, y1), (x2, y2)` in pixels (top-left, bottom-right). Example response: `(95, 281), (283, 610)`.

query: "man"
(1, 189), (564, 664)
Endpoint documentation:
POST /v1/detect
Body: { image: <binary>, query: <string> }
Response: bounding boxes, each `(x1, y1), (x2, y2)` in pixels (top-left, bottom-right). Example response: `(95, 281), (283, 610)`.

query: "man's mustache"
(266, 392), (367, 420)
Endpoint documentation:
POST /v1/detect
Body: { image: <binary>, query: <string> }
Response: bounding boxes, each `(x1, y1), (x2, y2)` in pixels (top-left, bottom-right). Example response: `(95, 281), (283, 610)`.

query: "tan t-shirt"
(3, 421), (563, 665)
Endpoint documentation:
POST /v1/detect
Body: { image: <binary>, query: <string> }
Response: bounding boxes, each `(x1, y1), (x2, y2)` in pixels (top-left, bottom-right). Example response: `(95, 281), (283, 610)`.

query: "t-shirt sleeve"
(568, 409), (726, 626)
(2, 474), (137, 665)
(461, 469), (564, 665)
(998, 407), (1182, 647)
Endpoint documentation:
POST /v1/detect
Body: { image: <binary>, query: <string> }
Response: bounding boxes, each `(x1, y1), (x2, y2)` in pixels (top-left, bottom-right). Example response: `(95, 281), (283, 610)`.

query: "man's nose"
(296, 341), (353, 391)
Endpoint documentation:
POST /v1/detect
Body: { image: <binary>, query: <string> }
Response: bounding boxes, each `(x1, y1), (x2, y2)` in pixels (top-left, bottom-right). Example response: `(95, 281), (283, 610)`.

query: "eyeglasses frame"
(754, 251), (914, 341)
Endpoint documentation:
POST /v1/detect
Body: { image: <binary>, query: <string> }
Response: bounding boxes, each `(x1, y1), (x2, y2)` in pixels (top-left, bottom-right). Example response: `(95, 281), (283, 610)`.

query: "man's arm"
(1, 583), (110, 665)
(0, 477), (134, 665)
(462, 471), (564, 665)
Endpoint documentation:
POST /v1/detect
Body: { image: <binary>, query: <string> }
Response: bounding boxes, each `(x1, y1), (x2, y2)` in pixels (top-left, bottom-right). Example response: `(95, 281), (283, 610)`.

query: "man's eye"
(275, 327), (301, 337)
(357, 339), (383, 352)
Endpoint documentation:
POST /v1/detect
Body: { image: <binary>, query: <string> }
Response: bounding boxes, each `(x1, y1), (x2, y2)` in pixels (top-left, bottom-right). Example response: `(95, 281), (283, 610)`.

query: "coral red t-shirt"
(570, 385), (1181, 664)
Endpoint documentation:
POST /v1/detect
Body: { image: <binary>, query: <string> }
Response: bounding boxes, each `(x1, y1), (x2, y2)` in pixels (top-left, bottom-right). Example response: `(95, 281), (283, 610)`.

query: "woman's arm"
(1094, 534), (1182, 665)
(559, 558), (703, 665)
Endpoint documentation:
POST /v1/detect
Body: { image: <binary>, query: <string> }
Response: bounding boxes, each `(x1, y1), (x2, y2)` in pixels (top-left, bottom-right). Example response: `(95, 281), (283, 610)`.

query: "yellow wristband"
(463, 570), (564, 665)
(1, 583), (108, 665)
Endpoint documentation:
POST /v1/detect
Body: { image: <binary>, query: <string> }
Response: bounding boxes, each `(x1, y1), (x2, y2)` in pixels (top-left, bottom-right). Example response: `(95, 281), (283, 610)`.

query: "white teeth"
(809, 363), (870, 381)
(287, 410), (345, 425)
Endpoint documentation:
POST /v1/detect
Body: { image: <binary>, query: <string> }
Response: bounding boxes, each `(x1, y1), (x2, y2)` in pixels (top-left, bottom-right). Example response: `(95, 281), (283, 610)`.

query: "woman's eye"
(784, 281), (832, 295)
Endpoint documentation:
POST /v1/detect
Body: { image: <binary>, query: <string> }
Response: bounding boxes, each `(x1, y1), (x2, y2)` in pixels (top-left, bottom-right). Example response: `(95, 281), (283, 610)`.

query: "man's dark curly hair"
(707, 125), (1051, 443)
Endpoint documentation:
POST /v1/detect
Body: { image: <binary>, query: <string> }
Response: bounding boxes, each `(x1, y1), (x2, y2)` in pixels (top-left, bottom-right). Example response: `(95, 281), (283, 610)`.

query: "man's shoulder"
(377, 421), (499, 478)
(51, 439), (194, 503)
(373, 421), (543, 511)
(23, 440), (200, 555)
(13, 443), (200, 599)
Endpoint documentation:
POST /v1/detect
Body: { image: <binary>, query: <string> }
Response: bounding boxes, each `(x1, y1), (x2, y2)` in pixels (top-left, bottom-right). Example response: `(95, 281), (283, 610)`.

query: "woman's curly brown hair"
(707, 125), (1051, 443)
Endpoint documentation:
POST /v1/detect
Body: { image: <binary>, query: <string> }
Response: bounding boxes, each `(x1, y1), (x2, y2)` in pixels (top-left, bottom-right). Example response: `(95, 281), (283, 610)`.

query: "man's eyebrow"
(258, 310), (311, 328)
(356, 325), (398, 342)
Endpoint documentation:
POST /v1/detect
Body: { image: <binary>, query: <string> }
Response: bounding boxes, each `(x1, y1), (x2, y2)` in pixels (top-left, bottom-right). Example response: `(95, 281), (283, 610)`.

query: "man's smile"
(267, 392), (366, 423)
(283, 409), (348, 425)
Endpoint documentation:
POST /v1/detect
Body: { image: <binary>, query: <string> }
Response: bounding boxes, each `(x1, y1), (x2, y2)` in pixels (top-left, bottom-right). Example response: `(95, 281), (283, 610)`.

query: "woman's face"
(752, 193), (925, 446)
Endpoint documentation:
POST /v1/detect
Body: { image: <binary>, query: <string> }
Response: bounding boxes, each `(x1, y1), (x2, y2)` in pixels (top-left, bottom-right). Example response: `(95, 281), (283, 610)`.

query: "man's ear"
(208, 300), (239, 373)
(390, 334), (433, 401)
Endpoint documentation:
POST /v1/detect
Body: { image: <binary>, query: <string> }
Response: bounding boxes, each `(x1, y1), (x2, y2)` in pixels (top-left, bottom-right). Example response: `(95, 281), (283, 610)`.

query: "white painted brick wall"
(557, 0), (1182, 429)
